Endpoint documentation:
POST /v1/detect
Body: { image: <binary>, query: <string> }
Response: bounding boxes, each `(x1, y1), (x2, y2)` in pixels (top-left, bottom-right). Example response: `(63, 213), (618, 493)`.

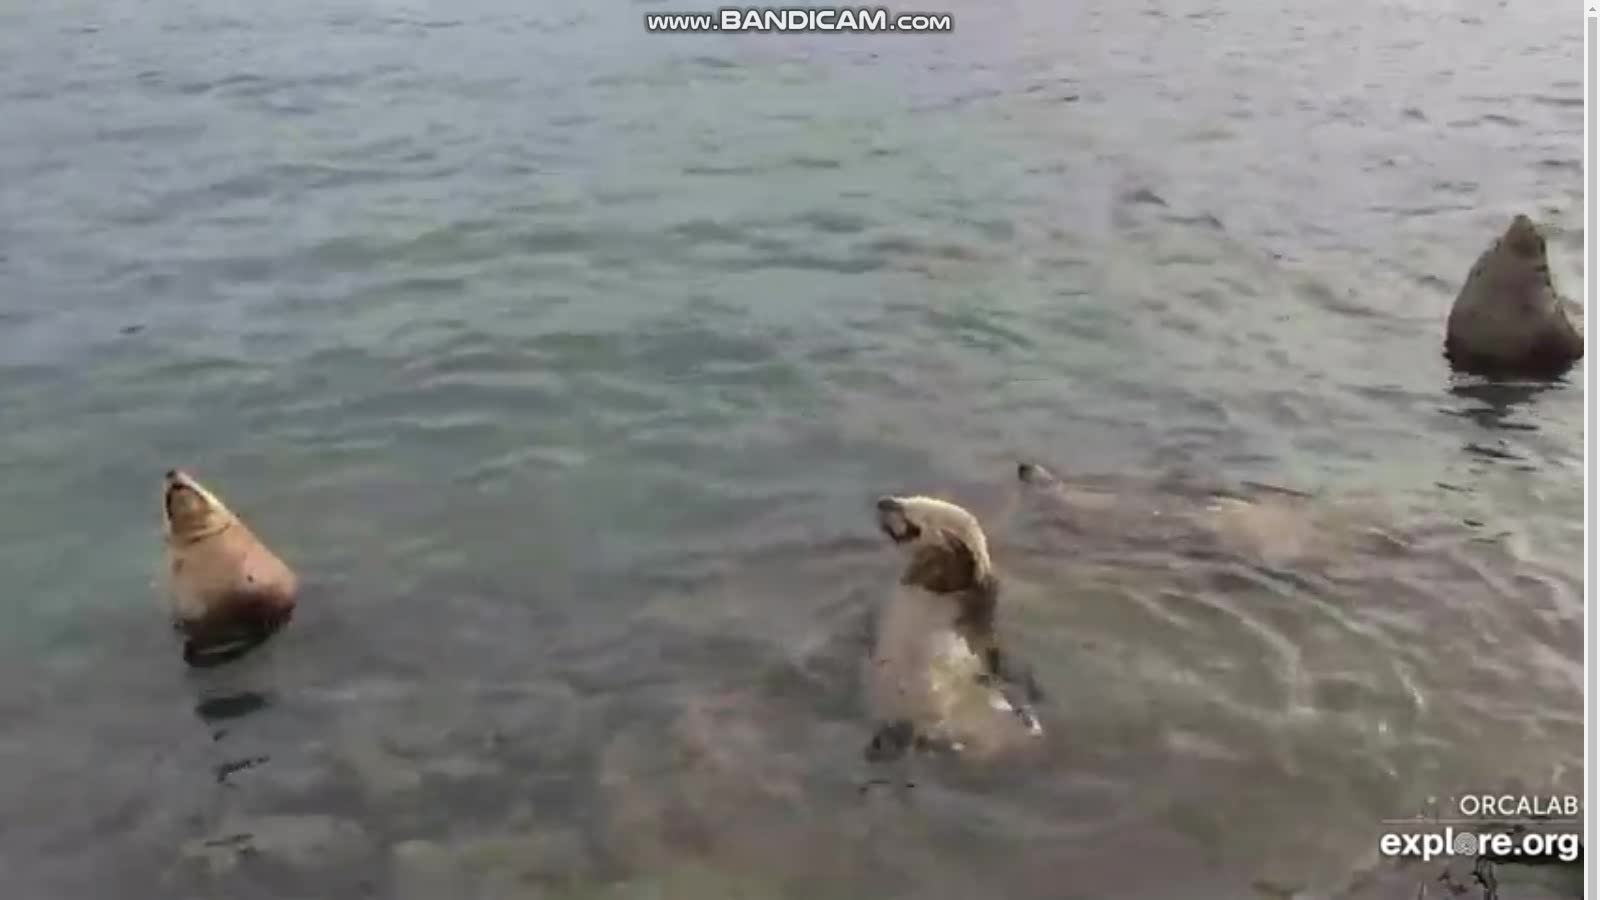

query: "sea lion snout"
(163, 468), (200, 494)
(161, 469), (230, 543)
(875, 496), (921, 544)
(872, 495), (994, 586)
(1017, 461), (1059, 486)
(1501, 214), (1545, 258)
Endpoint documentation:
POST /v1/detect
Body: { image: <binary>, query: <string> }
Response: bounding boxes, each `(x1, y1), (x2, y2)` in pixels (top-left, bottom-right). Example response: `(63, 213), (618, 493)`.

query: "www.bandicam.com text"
(645, 7), (955, 33)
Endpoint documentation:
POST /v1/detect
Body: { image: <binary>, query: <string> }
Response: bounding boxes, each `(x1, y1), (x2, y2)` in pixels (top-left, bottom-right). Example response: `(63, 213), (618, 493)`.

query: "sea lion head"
(1491, 214), (1557, 314)
(162, 469), (237, 545)
(1500, 214), (1546, 260)
(875, 495), (995, 594)
(1016, 461), (1059, 487)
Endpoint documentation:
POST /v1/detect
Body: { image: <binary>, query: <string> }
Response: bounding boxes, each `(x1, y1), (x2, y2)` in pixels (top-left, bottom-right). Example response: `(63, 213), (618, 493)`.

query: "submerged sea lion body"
(1445, 214), (1583, 379)
(1014, 461), (1394, 571)
(865, 495), (1044, 762)
(161, 469), (298, 666)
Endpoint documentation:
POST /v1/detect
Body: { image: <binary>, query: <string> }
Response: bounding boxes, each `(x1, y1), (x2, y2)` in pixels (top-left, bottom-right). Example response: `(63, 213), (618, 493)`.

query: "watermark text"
(645, 7), (954, 34)
(1378, 827), (1581, 864)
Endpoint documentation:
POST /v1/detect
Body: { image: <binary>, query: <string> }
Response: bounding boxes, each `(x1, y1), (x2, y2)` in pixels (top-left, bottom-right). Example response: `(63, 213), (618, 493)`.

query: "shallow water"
(0, 0), (1584, 897)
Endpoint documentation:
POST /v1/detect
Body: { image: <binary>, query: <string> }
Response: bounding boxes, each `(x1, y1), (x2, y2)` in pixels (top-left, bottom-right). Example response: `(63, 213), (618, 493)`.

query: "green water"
(0, 1), (1584, 897)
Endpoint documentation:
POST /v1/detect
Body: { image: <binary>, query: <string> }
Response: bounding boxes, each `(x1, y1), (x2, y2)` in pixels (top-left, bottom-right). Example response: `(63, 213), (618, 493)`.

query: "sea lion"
(1445, 214), (1583, 379)
(160, 469), (298, 666)
(1015, 460), (1395, 571)
(864, 494), (1044, 763)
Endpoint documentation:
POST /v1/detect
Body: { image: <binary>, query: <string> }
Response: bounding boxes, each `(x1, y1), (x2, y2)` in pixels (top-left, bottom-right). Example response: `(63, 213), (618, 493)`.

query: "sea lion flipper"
(981, 647), (1045, 704)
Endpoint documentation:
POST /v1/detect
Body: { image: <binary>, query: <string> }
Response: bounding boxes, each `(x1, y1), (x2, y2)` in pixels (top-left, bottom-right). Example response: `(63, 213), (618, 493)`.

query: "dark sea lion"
(864, 495), (1044, 763)
(1445, 214), (1583, 379)
(160, 469), (298, 667)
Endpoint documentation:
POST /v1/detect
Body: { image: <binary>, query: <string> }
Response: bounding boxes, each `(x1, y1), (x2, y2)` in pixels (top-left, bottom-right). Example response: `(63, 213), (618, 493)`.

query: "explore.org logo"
(1378, 827), (1582, 864)
(1378, 793), (1582, 864)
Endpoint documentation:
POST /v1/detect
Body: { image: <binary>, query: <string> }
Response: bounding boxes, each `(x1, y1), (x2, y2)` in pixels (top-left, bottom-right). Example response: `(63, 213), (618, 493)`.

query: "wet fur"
(866, 496), (1044, 762)
(1445, 214), (1583, 379)
(175, 590), (295, 668)
(903, 536), (996, 652)
(162, 470), (298, 667)
(1445, 325), (1584, 380)
(1016, 459), (1396, 572)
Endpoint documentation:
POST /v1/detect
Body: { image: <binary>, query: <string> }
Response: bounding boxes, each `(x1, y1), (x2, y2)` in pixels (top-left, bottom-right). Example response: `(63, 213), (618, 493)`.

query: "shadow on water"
(193, 679), (277, 784)
(195, 689), (273, 726)
(183, 632), (277, 670)
(1439, 375), (1576, 472)
(1443, 376), (1563, 433)
(213, 753), (272, 784)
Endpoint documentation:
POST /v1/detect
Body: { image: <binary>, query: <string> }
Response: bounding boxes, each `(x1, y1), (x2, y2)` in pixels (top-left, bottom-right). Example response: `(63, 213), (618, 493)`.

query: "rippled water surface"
(0, 1), (1585, 898)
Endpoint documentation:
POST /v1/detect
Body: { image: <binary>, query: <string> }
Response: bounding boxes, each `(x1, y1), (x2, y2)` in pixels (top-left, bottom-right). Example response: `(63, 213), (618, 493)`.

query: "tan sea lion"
(161, 469), (298, 666)
(1445, 214), (1583, 378)
(864, 494), (1044, 763)
(1014, 460), (1397, 571)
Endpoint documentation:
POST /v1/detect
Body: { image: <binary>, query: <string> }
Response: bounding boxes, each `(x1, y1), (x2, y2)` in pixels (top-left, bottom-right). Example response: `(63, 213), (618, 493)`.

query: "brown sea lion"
(160, 469), (298, 667)
(1445, 214), (1583, 379)
(864, 495), (1044, 763)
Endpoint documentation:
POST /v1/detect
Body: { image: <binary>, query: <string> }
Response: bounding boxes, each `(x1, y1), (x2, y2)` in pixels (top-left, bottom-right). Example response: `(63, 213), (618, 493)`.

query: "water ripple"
(0, 0), (1582, 896)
